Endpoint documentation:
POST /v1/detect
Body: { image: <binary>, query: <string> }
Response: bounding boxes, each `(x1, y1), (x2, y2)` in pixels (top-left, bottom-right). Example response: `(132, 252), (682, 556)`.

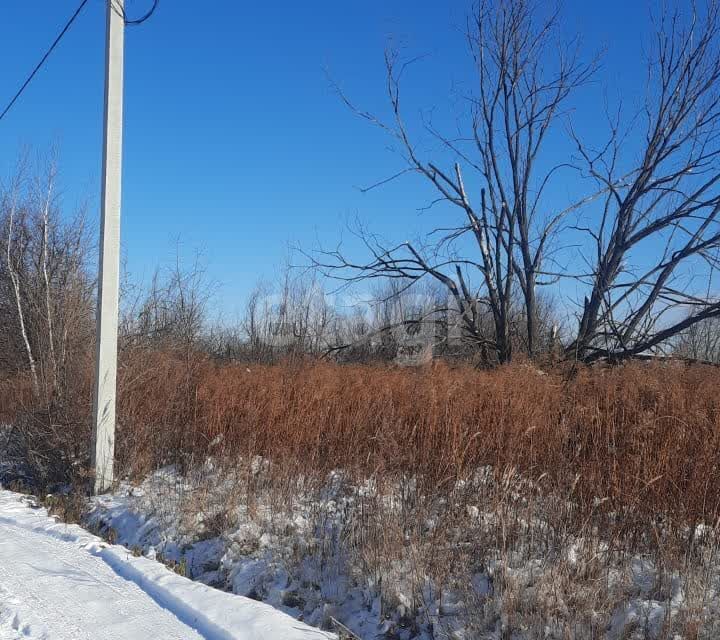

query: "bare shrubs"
(0, 157), (94, 488)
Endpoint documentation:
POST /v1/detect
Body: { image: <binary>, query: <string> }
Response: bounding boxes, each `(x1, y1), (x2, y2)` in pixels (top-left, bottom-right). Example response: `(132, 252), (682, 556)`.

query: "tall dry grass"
(5, 353), (720, 636)
(3, 351), (719, 536)
(109, 352), (720, 536)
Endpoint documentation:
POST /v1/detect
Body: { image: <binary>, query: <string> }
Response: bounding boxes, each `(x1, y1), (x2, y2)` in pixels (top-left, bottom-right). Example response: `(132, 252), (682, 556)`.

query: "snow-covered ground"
(3, 462), (719, 640)
(0, 490), (334, 640)
(82, 465), (720, 640)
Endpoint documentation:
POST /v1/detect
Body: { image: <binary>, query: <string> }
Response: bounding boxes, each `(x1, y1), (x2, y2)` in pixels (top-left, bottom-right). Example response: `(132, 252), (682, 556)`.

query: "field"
(3, 356), (720, 638)
(3, 0), (720, 637)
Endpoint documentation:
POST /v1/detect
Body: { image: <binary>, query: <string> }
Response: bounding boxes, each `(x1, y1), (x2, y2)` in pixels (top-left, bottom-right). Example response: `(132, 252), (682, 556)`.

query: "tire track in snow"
(0, 517), (204, 640)
(0, 491), (335, 640)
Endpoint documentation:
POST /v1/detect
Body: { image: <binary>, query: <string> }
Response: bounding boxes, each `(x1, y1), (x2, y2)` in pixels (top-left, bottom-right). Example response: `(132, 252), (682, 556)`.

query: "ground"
(0, 490), (334, 640)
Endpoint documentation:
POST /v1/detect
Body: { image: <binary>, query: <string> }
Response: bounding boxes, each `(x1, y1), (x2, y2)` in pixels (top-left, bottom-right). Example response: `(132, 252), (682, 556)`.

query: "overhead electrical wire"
(0, 0), (158, 125)
(111, 0), (159, 26)
(0, 0), (91, 124)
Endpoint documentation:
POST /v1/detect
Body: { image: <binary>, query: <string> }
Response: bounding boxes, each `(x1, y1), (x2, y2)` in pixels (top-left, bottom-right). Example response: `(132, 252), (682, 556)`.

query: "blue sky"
(0, 0), (651, 318)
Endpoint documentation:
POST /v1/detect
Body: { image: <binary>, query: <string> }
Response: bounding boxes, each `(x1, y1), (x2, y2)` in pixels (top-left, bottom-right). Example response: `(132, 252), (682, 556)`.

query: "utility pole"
(92, 0), (124, 494)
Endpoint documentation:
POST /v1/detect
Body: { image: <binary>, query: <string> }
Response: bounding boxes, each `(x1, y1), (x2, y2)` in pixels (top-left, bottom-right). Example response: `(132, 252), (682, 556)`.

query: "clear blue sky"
(0, 0), (649, 317)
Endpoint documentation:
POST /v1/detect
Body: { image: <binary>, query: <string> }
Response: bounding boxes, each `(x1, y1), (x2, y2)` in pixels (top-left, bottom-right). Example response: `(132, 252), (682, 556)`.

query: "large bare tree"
(315, 0), (595, 363)
(568, 1), (720, 362)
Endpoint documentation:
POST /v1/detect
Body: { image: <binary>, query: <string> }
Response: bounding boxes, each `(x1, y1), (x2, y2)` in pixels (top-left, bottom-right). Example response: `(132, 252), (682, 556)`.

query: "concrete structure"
(92, 0), (124, 494)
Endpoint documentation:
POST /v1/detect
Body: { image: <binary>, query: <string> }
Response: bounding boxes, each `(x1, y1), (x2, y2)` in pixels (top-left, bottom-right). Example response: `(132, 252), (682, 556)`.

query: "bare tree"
(3, 170), (39, 395)
(674, 314), (720, 363)
(37, 161), (59, 392)
(568, 1), (720, 362)
(0, 157), (93, 400)
(234, 266), (339, 362)
(121, 252), (211, 353)
(239, 281), (274, 362)
(315, 0), (596, 363)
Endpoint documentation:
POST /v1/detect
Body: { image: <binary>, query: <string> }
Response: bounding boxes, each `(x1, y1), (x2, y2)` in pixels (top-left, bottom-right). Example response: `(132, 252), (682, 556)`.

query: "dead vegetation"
(1, 1), (719, 636)
(4, 355), (720, 538)
(105, 355), (720, 538)
(4, 344), (720, 637)
(78, 364), (720, 639)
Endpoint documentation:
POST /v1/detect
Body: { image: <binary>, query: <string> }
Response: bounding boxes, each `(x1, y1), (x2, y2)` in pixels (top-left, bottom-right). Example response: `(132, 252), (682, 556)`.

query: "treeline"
(5, 0), (720, 385)
(1, 156), (719, 406)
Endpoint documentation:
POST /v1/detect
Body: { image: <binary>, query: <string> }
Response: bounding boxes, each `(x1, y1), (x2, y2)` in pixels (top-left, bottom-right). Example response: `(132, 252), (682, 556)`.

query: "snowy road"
(0, 491), (334, 640)
(0, 512), (205, 640)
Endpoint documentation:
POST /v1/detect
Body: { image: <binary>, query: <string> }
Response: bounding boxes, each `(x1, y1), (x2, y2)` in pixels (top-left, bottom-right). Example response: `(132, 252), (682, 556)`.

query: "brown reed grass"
(107, 352), (720, 533)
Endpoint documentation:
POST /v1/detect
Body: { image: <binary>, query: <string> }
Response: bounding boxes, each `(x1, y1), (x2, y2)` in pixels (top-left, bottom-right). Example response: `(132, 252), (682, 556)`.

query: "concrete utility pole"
(92, 0), (124, 494)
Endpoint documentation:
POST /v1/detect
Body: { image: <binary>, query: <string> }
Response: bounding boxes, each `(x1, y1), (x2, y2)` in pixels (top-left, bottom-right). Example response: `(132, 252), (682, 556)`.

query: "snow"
(0, 490), (335, 640)
(82, 465), (720, 640)
(4, 461), (718, 639)
(86, 466), (418, 639)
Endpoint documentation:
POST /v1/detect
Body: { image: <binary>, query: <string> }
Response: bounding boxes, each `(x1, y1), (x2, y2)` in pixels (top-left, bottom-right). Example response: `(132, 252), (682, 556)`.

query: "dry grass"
(4, 351), (720, 544)
(5, 353), (720, 637)
(112, 353), (720, 537)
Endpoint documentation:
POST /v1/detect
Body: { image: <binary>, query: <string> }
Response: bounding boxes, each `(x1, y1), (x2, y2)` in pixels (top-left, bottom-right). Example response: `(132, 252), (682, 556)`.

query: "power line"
(0, 0), (91, 124)
(111, 0), (158, 26)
